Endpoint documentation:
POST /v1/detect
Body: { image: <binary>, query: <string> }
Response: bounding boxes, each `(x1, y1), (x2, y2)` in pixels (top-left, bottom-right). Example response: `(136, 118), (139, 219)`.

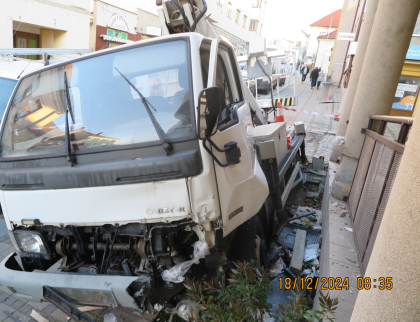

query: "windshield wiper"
(114, 67), (173, 156)
(63, 70), (76, 166)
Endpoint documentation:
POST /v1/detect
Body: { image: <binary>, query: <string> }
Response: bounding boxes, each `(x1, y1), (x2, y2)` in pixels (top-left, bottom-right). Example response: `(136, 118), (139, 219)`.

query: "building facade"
(0, 0), (90, 58)
(90, 0), (140, 52)
(306, 9), (341, 65)
(206, 0), (268, 55)
(331, 4), (420, 117)
(315, 30), (337, 72)
(136, 8), (161, 40)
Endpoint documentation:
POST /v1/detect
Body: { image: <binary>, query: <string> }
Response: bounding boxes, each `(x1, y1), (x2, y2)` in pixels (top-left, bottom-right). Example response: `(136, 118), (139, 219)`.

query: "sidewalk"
(263, 74), (341, 134)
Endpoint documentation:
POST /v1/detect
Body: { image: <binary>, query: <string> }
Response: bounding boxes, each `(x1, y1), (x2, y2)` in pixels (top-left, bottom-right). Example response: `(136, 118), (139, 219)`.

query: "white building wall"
(307, 26), (337, 63)
(206, 0), (267, 43)
(0, 0), (90, 49)
(96, 1), (137, 32)
(315, 39), (335, 72)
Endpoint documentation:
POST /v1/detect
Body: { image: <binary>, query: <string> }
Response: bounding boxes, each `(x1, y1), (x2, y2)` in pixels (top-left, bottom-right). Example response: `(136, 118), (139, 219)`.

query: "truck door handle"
(203, 138), (241, 167)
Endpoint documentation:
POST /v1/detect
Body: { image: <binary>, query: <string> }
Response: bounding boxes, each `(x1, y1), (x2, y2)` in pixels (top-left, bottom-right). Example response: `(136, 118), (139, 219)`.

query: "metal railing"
(349, 115), (414, 274)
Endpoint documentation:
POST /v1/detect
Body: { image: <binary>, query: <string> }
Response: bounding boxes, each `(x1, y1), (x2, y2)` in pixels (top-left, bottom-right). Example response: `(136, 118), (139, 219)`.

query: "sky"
(263, 0), (344, 41)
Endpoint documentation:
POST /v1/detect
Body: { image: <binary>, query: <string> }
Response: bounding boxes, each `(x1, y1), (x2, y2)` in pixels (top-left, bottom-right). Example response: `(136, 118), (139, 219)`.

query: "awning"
(100, 35), (134, 44)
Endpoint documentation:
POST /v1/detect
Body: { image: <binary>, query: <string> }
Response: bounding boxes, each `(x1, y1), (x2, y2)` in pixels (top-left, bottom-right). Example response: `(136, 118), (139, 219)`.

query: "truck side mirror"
(198, 86), (220, 140)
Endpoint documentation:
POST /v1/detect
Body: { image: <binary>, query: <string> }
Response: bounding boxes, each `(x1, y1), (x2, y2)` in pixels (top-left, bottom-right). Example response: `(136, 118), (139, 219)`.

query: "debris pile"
(267, 157), (327, 308)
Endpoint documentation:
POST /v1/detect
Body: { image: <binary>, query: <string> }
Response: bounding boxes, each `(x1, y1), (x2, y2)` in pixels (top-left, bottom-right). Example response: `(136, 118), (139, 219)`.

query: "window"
(0, 78), (17, 119)
(199, 42), (242, 128)
(249, 20), (258, 31)
(227, 3), (232, 18)
(260, 24), (263, 35)
(252, 0), (262, 8)
(392, 76), (420, 112)
(216, 0), (223, 6)
(235, 10), (241, 24)
(1, 40), (194, 158)
(215, 45), (243, 125)
(243, 15), (247, 28)
(414, 12), (420, 35)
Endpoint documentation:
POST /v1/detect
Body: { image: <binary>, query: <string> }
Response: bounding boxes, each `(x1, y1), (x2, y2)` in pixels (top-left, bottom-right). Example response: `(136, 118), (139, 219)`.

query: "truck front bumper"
(0, 253), (150, 309)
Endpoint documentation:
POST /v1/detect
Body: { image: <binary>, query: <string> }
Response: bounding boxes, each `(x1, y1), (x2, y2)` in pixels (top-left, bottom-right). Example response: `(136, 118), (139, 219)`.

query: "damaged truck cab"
(0, 33), (272, 310)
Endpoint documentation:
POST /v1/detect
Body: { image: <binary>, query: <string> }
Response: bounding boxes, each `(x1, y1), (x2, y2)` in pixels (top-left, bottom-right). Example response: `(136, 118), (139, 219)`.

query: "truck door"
(205, 37), (269, 236)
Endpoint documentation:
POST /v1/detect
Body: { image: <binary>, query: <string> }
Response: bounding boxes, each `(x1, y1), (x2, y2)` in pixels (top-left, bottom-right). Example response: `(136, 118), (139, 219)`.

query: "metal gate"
(348, 115), (413, 274)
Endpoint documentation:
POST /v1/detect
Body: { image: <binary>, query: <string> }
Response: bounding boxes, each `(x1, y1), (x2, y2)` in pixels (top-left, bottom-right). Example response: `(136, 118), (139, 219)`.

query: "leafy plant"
(276, 286), (338, 322)
(184, 261), (272, 322)
(168, 261), (338, 322)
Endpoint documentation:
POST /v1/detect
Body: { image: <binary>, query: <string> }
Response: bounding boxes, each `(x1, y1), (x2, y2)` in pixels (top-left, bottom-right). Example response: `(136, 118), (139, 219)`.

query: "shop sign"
(406, 45), (420, 61)
(107, 29), (128, 40)
(107, 14), (130, 32)
(337, 32), (355, 41)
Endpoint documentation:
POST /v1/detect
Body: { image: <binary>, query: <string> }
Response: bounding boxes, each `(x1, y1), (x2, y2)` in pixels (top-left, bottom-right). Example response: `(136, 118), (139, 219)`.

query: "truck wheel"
(229, 216), (269, 269)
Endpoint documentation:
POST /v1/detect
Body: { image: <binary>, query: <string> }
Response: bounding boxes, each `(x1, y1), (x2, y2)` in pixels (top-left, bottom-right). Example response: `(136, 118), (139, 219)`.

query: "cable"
(256, 58), (276, 114)
(196, 0), (208, 24)
(102, 226), (120, 274)
(188, 0), (208, 32)
(188, 0), (198, 32)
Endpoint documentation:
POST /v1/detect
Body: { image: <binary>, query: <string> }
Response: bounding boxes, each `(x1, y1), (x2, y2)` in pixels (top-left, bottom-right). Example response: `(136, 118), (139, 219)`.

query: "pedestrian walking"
(301, 65), (309, 82)
(310, 67), (319, 89)
(317, 69), (324, 90)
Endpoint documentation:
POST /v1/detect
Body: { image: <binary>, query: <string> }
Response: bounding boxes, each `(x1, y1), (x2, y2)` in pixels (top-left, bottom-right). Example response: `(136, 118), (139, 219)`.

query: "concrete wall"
(206, 0), (267, 43)
(0, 0), (90, 49)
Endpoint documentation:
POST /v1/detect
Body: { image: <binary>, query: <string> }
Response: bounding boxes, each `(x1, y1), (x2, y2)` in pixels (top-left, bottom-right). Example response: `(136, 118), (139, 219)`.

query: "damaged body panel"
(1, 253), (149, 309)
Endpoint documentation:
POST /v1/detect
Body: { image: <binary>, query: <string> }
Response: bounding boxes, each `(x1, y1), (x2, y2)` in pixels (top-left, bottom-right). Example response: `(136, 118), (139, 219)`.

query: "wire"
(172, 0), (188, 32)
(16, 60), (34, 79)
(188, 0), (198, 32)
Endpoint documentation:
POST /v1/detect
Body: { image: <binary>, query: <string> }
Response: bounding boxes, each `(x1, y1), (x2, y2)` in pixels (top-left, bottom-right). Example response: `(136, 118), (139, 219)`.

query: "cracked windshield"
(0, 40), (192, 158)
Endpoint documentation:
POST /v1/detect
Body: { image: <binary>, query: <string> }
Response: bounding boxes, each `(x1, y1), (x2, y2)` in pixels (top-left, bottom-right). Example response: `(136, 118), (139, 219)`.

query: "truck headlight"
(14, 231), (50, 255)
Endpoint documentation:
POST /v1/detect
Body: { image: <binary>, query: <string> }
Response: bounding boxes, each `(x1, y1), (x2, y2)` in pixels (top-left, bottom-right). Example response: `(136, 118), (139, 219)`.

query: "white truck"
(0, 0), (306, 317)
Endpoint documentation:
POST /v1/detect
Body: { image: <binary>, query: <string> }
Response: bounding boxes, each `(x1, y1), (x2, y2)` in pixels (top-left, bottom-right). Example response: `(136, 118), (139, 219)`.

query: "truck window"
(0, 40), (195, 159)
(0, 77), (17, 119)
(215, 44), (243, 124)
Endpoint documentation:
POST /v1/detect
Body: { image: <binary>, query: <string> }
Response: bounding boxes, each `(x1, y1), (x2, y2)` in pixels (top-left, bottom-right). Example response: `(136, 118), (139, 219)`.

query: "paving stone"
(0, 303), (16, 321)
(4, 296), (18, 306)
(0, 242), (11, 253)
(18, 304), (34, 315)
(26, 301), (50, 311)
(10, 299), (26, 310)
(46, 317), (59, 322)
(9, 311), (32, 322)
(50, 308), (70, 322)
(40, 304), (56, 318)
(0, 292), (10, 302)
(3, 318), (15, 322)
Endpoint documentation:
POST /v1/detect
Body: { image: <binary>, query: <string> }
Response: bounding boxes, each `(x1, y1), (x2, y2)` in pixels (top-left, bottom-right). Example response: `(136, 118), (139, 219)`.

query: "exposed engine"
(11, 220), (220, 308)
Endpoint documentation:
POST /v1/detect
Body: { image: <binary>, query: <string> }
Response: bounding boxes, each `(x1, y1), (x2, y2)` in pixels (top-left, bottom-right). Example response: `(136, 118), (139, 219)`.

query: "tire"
(229, 216), (269, 268)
